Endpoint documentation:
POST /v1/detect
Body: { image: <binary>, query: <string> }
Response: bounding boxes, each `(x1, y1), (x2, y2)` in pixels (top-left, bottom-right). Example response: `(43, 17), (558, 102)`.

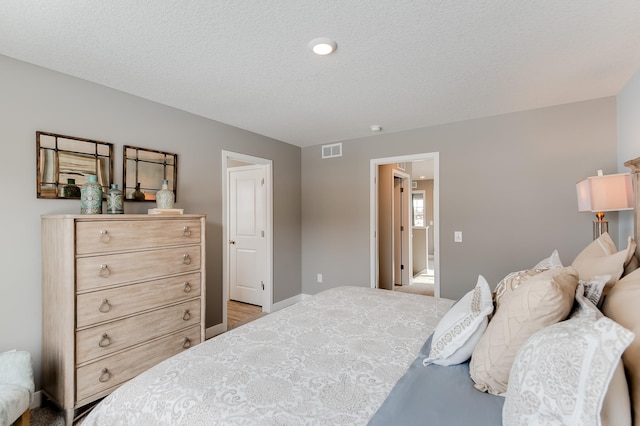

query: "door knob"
(229, 240), (236, 245)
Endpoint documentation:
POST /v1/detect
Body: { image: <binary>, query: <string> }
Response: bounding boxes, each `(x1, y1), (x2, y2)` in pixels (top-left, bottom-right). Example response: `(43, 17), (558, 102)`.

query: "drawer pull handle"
(183, 226), (191, 237)
(183, 282), (191, 293)
(99, 299), (111, 313)
(99, 264), (110, 278)
(99, 333), (111, 348)
(99, 229), (111, 243)
(99, 368), (111, 383)
(183, 254), (192, 265)
(183, 309), (191, 321)
(182, 337), (191, 349)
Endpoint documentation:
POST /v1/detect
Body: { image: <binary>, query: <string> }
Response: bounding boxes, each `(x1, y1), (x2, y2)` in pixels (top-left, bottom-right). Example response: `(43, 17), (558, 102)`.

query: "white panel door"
(229, 166), (266, 306)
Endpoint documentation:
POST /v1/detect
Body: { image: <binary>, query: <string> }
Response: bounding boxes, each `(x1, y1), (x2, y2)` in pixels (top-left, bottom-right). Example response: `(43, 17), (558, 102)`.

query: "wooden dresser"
(41, 214), (206, 424)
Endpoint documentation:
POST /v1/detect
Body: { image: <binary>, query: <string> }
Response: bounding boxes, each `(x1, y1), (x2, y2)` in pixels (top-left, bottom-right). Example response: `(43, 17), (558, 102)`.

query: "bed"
(82, 159), (640, 426)
(81, 260), (640, 426)
(81, 287), (454, 425)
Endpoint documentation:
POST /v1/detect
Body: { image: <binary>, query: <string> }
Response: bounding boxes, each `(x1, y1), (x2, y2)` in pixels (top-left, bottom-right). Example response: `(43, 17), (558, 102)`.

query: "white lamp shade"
(576, 173), (634, 213)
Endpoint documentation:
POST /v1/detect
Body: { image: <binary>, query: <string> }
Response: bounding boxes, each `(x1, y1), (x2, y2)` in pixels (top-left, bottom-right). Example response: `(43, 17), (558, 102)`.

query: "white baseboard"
(206, 323), (226, 339)
(31, 390), (42, 409)
(270, 293), (307, 312)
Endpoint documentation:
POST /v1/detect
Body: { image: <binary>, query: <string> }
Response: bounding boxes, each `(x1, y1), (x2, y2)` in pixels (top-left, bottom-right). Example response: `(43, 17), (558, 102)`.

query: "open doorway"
(377, 165), (411, 290)
(410, 181), (435, 294)
(370, 153), (440, 297)
(222, 151), (273, 333)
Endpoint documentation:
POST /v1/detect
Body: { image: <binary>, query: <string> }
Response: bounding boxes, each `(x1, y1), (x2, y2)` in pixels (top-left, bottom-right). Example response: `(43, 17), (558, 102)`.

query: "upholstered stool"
(0, 350), (34, 426)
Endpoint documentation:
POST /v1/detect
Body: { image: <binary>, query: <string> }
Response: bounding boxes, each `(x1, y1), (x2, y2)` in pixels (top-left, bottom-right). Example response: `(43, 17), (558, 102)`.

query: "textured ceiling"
(1, 1), (640, 147)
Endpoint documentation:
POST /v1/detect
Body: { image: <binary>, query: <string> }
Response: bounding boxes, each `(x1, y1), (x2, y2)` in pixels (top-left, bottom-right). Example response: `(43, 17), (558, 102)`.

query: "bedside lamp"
(576, 170), (634, 239)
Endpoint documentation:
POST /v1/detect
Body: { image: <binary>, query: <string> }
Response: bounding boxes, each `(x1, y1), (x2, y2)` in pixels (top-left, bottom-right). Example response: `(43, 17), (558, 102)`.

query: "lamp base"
(593, 219), (608, 240)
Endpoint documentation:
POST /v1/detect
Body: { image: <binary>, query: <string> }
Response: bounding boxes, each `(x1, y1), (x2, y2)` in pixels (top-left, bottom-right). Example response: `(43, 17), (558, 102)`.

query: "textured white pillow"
(503, 286), (635, 426)
(533, 249), (563, 270)
(423, 275), (493, 366)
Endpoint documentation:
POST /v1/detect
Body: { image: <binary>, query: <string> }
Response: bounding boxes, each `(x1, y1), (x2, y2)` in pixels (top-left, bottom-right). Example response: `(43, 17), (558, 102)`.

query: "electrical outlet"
(454, 231), (462, 242)
(317, 273), (323, 283)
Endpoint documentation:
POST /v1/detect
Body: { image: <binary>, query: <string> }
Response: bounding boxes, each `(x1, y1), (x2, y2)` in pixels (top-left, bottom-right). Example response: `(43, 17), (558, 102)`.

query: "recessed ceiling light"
(309, 38), (337, 55)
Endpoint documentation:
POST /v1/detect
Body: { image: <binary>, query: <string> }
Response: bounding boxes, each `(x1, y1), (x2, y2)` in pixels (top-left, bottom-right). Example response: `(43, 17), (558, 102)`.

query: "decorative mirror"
(37, 131), (114, 199)
(123, 145), (177, 201)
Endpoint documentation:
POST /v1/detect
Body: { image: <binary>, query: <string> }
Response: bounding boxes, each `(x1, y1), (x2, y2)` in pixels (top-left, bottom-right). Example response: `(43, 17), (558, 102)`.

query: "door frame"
(370, 152), (440, 297)
(222, 151), (273, 330)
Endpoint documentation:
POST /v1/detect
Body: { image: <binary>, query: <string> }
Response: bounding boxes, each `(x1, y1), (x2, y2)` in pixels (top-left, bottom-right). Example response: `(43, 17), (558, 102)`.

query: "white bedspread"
(82, 286), (453, 425)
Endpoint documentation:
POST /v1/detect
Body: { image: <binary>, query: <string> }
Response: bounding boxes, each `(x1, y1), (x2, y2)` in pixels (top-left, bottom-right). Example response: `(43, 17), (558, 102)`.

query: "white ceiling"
(1, 1), (639, 148)
(411, 159), (434, 181)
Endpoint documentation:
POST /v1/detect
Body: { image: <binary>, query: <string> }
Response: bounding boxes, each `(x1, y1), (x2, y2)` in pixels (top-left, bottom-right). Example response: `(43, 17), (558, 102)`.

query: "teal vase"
(81, 175), (102, 214)
(106, 184), (124, 214)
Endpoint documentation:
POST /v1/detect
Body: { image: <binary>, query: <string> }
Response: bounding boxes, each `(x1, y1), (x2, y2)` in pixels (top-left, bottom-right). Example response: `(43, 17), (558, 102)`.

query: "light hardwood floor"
(227, 300), (267, 330)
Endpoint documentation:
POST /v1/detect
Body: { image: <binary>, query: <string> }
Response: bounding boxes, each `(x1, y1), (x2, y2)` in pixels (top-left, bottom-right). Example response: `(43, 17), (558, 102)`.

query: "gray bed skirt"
(368, 335), (504, 426)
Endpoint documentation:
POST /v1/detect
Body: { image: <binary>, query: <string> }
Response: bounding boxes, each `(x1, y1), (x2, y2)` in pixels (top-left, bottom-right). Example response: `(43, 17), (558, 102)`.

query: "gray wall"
(302, 97), (619, 299)
(2, 49), (636, 392)
(617, 67), (640, 244)
(0, 54), (301, 388)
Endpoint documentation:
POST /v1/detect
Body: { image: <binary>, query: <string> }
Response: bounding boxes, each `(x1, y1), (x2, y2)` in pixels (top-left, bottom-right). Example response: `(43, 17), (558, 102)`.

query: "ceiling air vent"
(321, 143), (342, 159)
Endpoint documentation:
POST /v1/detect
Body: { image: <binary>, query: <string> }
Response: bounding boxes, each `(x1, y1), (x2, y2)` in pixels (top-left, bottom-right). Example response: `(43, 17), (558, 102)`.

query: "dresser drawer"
(76, 246), (201, 292)
(76, 272), (201, 328)
(76, 299), (201, 363)
(76, 326), (200, 402)
(75, 219), (201, 255)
